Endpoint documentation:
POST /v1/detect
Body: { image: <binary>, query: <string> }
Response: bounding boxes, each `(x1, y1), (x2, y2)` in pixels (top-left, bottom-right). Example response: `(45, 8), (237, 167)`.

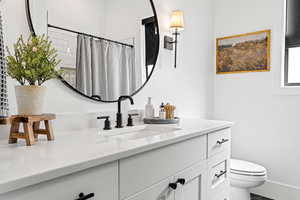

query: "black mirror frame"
(25, 0), (160, 103)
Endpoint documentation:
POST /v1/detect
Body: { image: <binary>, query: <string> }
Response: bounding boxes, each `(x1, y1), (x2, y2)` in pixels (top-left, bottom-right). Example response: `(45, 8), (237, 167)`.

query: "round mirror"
(25, 0), (159, 102)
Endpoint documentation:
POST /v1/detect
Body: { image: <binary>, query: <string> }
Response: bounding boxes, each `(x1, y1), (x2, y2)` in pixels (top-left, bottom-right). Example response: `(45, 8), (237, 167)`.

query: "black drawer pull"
(176, 178), (186, 185)
(215, 170), (227, 178)
(169, 182), (178, 190)
(216, 139), (229, 145)
(75, 193), (95, 200)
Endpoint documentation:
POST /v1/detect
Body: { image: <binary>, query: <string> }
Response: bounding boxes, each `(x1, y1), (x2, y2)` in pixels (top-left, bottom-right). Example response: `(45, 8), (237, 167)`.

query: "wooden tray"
(144, 117), (180, 125)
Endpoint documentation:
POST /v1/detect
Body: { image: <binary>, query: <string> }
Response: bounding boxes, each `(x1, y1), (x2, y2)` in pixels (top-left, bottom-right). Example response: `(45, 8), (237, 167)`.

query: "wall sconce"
(164, 10), (184, 68)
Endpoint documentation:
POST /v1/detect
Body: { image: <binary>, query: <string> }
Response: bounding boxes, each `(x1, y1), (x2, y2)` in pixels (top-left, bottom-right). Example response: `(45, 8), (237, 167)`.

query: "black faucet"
(116, 96), (134, 128)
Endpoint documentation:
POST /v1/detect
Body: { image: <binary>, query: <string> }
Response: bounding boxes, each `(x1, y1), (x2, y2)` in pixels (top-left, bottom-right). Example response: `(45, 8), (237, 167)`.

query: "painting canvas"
(216, 30), (271, 74)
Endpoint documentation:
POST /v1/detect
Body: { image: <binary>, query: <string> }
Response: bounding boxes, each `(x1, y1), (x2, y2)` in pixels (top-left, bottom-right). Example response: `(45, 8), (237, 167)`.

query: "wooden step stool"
(8, 114), (56, 146)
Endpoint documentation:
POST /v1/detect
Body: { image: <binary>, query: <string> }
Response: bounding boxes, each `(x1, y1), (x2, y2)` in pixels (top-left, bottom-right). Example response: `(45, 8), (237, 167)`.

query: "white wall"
(103, 0), (153, 84)
(213, 0), (300, 198)
(136, 0), (214, 118)
(0, 0), (214, 136)
(47, 0), (106, 36)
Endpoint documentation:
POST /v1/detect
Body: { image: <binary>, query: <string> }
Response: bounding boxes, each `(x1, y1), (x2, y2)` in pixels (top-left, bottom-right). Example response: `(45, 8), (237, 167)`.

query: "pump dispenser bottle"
(159, 103), (166, 120)
(145, 97), (155, 118)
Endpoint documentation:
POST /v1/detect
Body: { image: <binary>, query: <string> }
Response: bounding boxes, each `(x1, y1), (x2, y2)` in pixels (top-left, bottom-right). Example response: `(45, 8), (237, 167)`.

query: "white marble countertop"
(0, 118), (233, 194)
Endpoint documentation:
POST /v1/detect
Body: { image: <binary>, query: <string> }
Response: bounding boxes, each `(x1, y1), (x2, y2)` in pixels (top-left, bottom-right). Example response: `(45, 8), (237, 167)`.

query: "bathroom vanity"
(0, 119), (233, 200)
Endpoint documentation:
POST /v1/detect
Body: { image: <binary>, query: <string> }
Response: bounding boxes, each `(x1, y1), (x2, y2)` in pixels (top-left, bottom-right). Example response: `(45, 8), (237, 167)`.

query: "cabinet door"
(174, 162), (207, 200)
(120, 135), (206, 199)
(125, 177), (174, 200)
(1, 162), (118, 200)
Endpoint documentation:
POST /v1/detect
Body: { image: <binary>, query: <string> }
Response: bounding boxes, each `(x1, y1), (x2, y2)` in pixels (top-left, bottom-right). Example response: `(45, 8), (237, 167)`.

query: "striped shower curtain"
(76, 34), (140, 101)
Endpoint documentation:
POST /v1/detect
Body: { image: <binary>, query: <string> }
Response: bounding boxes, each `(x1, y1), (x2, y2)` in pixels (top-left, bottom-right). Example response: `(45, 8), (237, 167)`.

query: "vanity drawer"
(0, 162), (118, 200)
(119, 135), (207, 199)
(208, 153), (230, 200)
(210, 160), (228, 188)
(207, 128), (231, 158)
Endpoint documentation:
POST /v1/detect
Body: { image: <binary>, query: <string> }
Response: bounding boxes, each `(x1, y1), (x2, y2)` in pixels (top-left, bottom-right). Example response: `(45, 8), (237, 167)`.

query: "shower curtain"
(0, 11), (8, 117)
(76, 34), (140, 100)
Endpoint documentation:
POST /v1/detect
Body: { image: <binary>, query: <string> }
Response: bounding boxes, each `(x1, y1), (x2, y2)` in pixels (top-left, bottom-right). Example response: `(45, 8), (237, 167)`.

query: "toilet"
(229, 159), (267, 200)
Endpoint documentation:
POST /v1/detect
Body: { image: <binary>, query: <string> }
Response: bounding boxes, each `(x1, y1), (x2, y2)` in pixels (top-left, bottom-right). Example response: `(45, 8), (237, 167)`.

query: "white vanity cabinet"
(173, 162), (207, 200)
(0, 124), (232, 200)
(119, 129), (231, 200)
(119, 135), (207, 199)
(207, 128), (231, 200)
(125, 162), (206, 200)
(124, 177), (174, 200)
(121, 128), (231, 200)
(0, 162), (119, 200)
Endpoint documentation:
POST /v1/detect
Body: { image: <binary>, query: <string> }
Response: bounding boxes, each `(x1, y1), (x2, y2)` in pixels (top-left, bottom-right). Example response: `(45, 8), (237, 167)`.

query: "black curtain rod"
(48, 24), (134, 48)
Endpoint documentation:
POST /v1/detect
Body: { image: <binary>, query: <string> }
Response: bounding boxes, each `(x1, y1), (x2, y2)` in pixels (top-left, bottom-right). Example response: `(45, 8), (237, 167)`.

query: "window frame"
(284, 42), (300, 87)
(284, 0), (300, 86)
(283, 48), (300, 86)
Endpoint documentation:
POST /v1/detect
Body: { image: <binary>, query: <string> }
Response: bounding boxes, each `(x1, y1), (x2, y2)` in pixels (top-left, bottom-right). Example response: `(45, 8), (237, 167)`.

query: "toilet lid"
(230, 159), (266, 176)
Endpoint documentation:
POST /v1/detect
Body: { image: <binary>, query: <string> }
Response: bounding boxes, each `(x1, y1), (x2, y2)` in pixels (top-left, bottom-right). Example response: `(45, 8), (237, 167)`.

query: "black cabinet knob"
(169, 182), (178, 190)
(177, 178), (186, 185)
(75, 192), (95, 200)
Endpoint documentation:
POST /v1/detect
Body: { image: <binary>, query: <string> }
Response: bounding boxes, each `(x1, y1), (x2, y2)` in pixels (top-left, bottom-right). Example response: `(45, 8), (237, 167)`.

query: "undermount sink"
(99, 124), (182, 140)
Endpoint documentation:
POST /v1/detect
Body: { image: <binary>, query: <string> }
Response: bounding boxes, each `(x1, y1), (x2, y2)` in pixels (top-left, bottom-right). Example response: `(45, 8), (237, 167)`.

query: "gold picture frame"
(216, 30), (271, 74)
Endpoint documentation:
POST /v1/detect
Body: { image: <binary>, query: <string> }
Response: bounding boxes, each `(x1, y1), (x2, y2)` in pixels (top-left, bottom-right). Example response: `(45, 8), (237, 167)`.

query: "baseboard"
(251, 180), (300, 200)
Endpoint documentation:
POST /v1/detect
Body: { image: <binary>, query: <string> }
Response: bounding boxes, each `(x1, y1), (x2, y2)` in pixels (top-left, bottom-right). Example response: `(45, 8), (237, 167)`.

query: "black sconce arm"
(164, 29), (181, 68)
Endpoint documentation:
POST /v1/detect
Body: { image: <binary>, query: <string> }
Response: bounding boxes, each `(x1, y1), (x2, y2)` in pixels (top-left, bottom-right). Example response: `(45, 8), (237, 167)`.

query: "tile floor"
(251, 193), (274, 200)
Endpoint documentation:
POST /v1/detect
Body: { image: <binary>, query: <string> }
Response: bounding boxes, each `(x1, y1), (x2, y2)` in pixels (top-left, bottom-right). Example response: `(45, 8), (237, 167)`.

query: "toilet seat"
(229, 159), (267, 200)
(230, 159), (266, 176)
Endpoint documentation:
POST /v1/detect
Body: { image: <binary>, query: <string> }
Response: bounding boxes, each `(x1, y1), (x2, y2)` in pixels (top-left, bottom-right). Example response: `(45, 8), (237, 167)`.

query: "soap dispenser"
(145, 97), (155, 118)
(159, 103), (166, 120)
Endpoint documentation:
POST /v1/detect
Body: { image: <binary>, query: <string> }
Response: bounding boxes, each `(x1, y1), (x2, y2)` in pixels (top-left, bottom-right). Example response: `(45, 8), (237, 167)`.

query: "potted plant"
(6, 34), (62, 115)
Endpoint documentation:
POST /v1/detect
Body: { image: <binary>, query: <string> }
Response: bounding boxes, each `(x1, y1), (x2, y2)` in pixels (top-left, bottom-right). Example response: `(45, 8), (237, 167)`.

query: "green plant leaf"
(6, 34), (63, 86)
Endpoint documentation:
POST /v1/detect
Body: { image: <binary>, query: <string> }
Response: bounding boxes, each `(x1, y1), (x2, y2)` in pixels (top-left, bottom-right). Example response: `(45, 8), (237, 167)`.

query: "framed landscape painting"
(216, 30), (271, 74)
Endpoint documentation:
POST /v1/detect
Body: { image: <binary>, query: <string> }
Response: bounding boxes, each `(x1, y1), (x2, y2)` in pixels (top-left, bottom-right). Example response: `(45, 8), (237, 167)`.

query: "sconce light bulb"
(170, 10), (184, 32)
